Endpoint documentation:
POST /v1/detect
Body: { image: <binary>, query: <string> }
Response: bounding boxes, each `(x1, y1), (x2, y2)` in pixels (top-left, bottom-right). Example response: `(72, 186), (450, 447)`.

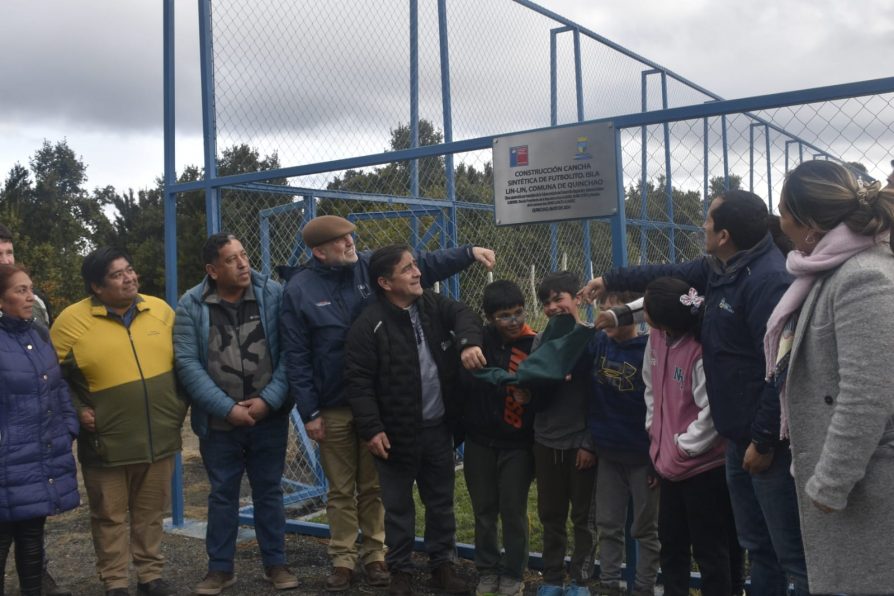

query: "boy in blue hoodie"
(586, 292), (659, 596)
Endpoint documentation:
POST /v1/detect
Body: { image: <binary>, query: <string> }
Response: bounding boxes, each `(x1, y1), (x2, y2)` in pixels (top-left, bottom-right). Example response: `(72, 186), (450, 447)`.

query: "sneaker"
(497, 576), (525, 596)
(264, 565), (299, 590)
(476, 573), (500, 595)
(390, 571), (413, 596)
(537, 584), (565, 596)
(137, 579), (176, 596)
(365, 561), (391, 587)
(564, 582), (591, 596)
(431, 563), (471, 594)
(325, 567), (355, 592)
(194, 571), (237, 595)
(43, 571), (73, 596)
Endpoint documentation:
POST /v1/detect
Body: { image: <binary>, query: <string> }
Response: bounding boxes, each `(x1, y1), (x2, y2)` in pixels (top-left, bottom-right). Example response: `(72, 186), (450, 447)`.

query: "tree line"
(2, 122), (739, 314)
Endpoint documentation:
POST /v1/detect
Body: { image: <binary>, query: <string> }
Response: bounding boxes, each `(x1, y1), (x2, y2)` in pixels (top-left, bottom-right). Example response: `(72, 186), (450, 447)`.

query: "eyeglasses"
(493, 309), (525, 324)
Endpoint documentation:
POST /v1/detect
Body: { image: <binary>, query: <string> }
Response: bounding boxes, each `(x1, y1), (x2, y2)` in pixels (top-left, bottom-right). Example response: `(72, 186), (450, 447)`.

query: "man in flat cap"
(280, 215), (494, 592)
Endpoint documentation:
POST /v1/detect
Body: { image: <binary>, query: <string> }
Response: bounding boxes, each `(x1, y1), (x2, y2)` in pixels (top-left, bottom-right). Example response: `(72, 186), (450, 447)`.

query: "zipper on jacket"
(125, 325), (155, 460)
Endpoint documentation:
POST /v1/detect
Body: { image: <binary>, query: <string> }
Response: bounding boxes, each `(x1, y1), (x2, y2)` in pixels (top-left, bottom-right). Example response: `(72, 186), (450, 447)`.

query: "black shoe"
(106, 590), (130, 596)
(137, 578), (176, 596)
(43, 571), (73, 596)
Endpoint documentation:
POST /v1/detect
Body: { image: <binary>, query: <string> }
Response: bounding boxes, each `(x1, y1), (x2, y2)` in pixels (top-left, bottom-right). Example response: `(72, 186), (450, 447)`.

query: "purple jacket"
(0, 316), (79, 521)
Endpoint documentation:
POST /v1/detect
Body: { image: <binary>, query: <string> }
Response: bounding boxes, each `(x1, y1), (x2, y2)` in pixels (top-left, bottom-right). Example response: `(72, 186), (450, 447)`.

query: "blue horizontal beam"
(167, 77), (894, 196)
(614, 76), (894, 128)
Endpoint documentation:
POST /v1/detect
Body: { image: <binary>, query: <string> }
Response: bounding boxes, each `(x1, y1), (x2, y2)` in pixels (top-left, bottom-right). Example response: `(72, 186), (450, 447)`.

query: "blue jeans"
(725, 440), (809, 596)
(199, 414), (289, 572)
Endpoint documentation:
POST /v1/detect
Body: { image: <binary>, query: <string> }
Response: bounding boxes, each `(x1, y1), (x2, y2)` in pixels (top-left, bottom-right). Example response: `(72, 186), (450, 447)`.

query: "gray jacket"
(785, 244), (894, 595)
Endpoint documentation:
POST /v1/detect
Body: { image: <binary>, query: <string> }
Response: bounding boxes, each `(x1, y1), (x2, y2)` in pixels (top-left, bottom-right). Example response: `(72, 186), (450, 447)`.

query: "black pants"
(374, 423), (456, 573)
(0, 516), (46, 596)
(533, 442), (596, 585)
(659, 467), (734, 596)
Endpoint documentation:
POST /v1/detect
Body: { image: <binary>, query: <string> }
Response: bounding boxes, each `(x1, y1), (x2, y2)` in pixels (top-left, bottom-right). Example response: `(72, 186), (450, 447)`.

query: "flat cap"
(302, 215), (356, 248)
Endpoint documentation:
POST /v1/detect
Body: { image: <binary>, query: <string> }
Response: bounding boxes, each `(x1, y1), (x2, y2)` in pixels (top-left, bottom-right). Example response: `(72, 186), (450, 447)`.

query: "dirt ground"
(3, 430), (551, 596)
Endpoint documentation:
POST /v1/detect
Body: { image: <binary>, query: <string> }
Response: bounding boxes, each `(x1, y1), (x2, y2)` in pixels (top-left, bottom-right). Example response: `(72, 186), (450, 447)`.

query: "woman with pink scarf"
(766, 159), (894, 595)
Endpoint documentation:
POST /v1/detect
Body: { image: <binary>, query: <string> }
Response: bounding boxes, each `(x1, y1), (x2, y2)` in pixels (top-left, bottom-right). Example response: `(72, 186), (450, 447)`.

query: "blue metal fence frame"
(163, 0), (894, 585)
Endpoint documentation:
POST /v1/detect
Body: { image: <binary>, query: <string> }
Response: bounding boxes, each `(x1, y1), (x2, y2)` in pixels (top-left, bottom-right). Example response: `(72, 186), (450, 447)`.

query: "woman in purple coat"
(0, 264), (79, 596)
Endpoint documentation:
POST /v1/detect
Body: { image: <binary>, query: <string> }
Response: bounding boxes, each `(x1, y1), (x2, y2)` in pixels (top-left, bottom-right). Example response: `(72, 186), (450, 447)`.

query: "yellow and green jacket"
(50, 294), (187, 467)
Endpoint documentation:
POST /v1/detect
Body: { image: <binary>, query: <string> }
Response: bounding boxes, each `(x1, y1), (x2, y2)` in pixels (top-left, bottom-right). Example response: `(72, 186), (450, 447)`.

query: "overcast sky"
(1, 0), (892, 193)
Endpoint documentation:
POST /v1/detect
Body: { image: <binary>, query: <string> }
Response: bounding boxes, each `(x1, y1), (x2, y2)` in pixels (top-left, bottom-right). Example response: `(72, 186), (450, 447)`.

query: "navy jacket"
(174, 271), (289, 439)
(604, 234), (791, 442)
(0, 316), (79, 521)
(586, 331), (650, 461)
(280, 246), (477, 423)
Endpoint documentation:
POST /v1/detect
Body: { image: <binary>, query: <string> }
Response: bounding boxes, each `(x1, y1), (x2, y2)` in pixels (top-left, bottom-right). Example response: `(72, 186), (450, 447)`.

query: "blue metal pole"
(721, 114), (730, 189)
(163, 0), (183, 529)
(409, 0), (419, 198)
(573, 28), (592, 285)
(764, 124), (773, 211)
(703, 118), (710, 217)
(259, 216), (271, 275)
(198, 0), (220, 235)
(611, 126), (629, 268)
(548, 28), (561, 271)
(550, 29), (558, 126)
(749, 124), (756, 192)
(640, 71), (650, 264)
(437, 0), (458, 298)
(301, 194), (316, 260)
(573, 29), (584, 122)
(660, 72), (674, 263)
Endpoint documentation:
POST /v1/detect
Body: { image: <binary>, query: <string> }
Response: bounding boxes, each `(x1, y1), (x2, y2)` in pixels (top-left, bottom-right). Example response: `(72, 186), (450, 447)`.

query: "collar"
(0, 313), (34, 333)
(89, 294), (146, 317)
(203, 278), (256, 305)
(709, 233), (775, 277)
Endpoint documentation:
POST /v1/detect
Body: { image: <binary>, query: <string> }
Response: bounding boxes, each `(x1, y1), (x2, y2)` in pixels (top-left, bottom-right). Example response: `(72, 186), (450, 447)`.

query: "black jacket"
(461, 324), (537, 450)
(345, 290), (483, 466)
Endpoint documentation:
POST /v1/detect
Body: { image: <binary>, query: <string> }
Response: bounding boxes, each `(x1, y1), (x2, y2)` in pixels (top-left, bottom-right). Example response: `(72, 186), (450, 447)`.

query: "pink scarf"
(764, 223), (879, 438)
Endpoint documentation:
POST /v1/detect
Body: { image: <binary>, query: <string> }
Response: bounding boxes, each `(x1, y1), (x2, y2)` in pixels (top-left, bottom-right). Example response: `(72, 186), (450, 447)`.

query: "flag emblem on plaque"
(510, 145), (528, 167)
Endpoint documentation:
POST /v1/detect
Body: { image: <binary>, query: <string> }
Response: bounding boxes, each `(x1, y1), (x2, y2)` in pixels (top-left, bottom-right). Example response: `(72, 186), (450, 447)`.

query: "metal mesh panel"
(192, 0), (894, 521)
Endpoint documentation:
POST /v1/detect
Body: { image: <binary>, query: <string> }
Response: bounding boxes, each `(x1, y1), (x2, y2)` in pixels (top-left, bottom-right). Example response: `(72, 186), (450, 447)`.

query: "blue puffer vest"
(0, 315), (80, 521)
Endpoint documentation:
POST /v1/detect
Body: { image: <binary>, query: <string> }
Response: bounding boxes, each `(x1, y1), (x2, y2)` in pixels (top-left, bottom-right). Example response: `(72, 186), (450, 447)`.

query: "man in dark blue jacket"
(279, 215), (494, 592)
(581, 191), (808, 596)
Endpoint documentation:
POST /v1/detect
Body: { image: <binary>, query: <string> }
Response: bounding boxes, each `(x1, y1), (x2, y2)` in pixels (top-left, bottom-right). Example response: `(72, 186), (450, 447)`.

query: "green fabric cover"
(472, 314), (594, 386)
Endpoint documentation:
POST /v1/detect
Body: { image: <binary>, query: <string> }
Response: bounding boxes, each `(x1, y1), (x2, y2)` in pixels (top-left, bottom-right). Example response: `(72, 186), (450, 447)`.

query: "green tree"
(0, 140), (114, 307)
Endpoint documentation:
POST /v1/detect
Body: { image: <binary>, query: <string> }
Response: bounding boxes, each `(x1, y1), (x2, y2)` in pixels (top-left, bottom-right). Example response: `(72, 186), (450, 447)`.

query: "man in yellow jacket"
(51, 247), (187, 596)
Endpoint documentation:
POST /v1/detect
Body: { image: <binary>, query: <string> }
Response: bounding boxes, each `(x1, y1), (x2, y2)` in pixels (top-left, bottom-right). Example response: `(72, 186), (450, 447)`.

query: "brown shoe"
(325, 567), (355, 592)
(431, 563), (470, 594)
(365, 561), (391, 587)
(264, 565), (299, 591)
(389, 571), (413, 596)
(194, 571), (236, 595)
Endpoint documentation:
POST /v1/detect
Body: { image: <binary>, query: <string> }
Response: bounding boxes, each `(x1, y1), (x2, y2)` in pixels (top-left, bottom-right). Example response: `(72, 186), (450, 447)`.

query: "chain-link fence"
(165, 0), (894, 532)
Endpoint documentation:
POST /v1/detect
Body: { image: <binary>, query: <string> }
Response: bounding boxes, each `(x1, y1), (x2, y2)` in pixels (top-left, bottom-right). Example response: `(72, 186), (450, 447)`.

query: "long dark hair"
(644, 277), (703, 341)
